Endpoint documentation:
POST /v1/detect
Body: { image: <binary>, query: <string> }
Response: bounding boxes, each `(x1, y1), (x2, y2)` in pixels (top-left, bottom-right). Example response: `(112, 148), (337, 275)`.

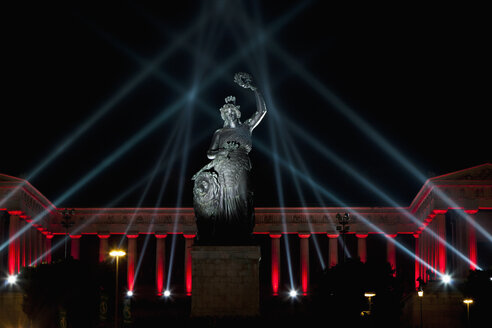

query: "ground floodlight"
(7, 274), (17, 285)
(442, 274), (451, 284)
(127, 290), (133, 297)
(164, 290), (171, 297)
(289, 290), (298, 298)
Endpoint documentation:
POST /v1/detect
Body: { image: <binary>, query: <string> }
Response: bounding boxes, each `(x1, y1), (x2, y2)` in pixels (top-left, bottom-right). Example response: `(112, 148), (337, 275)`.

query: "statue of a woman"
(192, 72), (267, 243)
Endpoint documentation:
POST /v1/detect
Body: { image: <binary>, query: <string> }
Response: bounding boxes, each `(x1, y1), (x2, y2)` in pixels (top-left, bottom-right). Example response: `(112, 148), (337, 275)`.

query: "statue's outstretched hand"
(234, 72), (256, 91)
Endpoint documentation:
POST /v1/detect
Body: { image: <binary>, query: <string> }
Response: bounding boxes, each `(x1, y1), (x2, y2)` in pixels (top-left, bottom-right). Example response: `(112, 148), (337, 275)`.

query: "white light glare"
(7, 274), (17, 285)
(163, 290), (171, 297)
(442, 274), (452, 284)
(127, 291), (133, 297)
(289, 290), (298, 298)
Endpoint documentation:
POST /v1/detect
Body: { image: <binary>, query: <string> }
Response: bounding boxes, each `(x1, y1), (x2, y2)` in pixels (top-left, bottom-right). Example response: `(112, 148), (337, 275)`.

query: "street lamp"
(110, 249), (126, 328)
(418, 289), (424, 327)
(336, 213), (351, 264)
(60, 209), (75, 259)
(463, 298), (473, 327)
(364, 292), (376, 315)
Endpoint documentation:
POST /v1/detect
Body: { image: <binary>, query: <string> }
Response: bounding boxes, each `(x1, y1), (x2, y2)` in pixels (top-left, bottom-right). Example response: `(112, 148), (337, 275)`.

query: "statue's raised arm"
(234, 72), (267, 132)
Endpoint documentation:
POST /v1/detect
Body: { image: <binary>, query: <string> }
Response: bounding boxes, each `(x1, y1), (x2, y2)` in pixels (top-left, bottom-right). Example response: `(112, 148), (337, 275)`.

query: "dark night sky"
(2, 1), (490, 209)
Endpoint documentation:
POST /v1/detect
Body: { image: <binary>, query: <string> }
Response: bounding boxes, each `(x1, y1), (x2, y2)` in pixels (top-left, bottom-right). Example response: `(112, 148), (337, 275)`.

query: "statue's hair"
(220, 96), (241, 121)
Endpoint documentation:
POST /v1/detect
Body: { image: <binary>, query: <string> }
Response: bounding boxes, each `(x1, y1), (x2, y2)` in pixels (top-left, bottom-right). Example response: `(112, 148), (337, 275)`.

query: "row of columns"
(94, 233), (195, 296)
(415, 210), (478, 285)
(7, 213), (52, 275)
(10, 219), (478, 296)
(270, 233), (398, 295)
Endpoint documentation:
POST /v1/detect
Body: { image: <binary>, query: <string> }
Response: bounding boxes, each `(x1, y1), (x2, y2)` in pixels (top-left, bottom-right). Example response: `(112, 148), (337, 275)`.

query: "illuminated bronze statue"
(192, 72), (267, 243)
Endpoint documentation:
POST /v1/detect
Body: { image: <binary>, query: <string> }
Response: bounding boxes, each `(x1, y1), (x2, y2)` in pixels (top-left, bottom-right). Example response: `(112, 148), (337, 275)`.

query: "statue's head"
(220, 96), (241, 123)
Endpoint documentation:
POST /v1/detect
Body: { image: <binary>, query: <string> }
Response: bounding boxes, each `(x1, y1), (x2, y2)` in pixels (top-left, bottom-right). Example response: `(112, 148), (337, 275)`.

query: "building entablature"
(1, 163), (491, 237)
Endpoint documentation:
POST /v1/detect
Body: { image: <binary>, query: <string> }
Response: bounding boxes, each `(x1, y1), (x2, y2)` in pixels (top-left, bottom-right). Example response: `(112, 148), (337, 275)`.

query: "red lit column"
(155, 234), (167, 296)
(70, 235), (81, 260)
(45, 234), (53, 264)
(127, 234), (138, 292)
(184, 234), (195, 296)
(97, 234), (110, 263)
(31, 227), (37, 265)
(26, 219), (32, 266)
(435, 213), (446, 274)
(414, 233), (421, 289)
(270, 234), (282, 295)
(465, 210), (478, 270)
(20, 220), (26, 268)
(356, 234), (368, 263)
(386, 234), (397, 276)
(299, 233), (311, 295)
(8, 214), (19, 274)
(328, 234), (339, 268)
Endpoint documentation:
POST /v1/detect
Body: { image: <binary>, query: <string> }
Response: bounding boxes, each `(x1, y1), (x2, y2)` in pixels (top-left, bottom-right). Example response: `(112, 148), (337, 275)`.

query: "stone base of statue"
(190, 245), (261, 317)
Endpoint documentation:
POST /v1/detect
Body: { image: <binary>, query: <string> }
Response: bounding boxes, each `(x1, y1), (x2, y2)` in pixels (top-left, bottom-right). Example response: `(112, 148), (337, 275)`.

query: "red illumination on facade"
(413, 234), (420, 289)
(127, 235), (138, 292)
(155, 234), (167, 295)
(299, 234), (310, 295)
(184, 234), (195, 295)
(270, 234), (281, 295)
(469, 217), (477, 270)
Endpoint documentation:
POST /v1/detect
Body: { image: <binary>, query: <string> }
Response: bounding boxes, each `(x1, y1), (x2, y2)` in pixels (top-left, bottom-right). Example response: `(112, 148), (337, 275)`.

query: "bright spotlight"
(289, 290), (298, 298)
(127, 291), (133, 297)
(442, 274), (452, 284)
(163, 290), (171, 297)
(7, 274), (17, 285)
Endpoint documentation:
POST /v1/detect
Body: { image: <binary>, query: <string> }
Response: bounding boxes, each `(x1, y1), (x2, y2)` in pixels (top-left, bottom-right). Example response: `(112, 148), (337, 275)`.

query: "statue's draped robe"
(192, 124), (254, 243)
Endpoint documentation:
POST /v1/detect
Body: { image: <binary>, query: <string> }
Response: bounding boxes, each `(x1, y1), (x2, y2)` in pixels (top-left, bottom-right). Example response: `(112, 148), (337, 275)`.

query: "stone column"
(184, 234), (195, 296)
(39, 230), (45, 263)
(20, 220), (26, 268)
(356, 234), (368, 263)
(465, 210), (478, 270)
(435, 213), (446, 274)
(45, 234), (53, 264)
(327, 234), (339, 268)
(386, 234), (397, 276)
(97, 234), (110, 263)
(269, 234), (282, 296)
(25, 219), (32, 266)
(299, 233), (311, 295)
(70, 234), (81, 260)
(155, 234), (167, 295)
(31, 226), (37, 265)
(127, 234), (138, 292)
(8, 214), (18, 274)
(414, 233), (421, 289)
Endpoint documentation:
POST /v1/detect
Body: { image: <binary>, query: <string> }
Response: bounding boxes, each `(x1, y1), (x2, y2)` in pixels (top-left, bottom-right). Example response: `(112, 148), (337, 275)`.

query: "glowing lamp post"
(463, 298), (473, 327)
(110, 249), (126, 328)
(336, 213), (351, 264)
(418, 289), (424, 327)
(364, 292), (376, 315)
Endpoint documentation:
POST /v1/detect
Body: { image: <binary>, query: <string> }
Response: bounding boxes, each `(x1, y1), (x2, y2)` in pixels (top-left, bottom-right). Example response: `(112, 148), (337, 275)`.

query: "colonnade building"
(1, 164), (491, 296)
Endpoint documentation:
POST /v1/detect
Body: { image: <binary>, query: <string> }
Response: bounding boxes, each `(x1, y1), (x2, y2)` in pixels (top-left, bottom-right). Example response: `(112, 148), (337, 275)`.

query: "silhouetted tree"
(20, 257), (113, 328)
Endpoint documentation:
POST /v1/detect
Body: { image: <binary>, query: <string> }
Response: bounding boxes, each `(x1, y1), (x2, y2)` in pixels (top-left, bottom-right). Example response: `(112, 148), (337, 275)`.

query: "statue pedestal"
(191, 245), (261, 317)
